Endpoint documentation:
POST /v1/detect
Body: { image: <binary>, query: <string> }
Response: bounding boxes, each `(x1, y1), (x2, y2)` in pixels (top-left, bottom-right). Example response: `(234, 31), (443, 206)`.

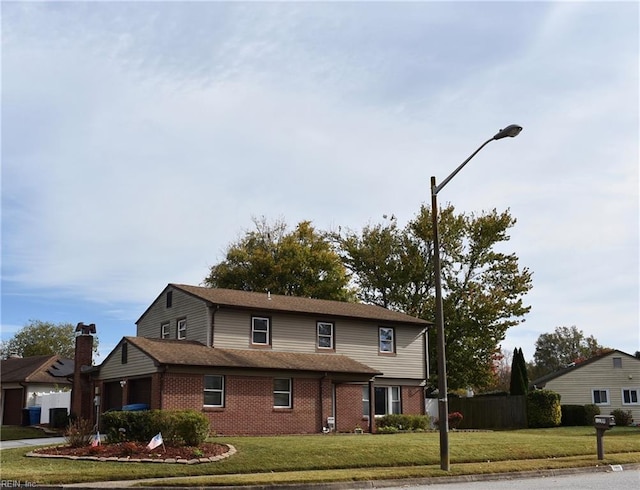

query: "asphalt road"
(382, 467), (640, 490)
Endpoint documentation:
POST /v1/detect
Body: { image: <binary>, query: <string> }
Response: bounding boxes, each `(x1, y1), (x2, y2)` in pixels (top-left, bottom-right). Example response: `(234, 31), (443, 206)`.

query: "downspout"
(206, 304), (219, 348)
(368, 378), (375, 433)
(423, 327), (430, 415)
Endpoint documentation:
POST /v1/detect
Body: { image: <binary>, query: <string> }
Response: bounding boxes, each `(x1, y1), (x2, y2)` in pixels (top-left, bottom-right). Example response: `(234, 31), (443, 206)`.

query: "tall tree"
(0, 320), (98, 359)
(204, 217), (354, 301)
(509, 348), (528, 395)
(336, 205), (532, 390)
(532, 325), (609, 377)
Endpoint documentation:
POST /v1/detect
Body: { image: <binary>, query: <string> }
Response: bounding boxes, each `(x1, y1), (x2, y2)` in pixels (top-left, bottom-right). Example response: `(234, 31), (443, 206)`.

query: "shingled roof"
(146, 284), (430, 327)
(0, 355), (74, 384)
(125, 336), (381, 376)
(531, 349), (637, 388)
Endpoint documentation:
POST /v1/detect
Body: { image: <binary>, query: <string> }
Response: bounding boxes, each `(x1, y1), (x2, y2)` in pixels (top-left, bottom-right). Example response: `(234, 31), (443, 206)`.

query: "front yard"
(1, 426), (639, 486)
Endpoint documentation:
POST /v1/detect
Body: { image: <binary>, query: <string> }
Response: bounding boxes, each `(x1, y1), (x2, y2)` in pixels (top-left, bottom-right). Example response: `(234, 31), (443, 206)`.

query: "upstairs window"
(613, 357), (622, 368)
(161, 322), (170, 339)
(274, 378), (292, 408)
(252, 316), (270, 345)
(592, 389), (609, 405)
(317, 321), (334, 349)
(166, 291), (173, 308)
(379, 327), (395, 353)
(121, 342), (128, 364)
(177, 318), (187, 340)
(204, 375), (224, 407)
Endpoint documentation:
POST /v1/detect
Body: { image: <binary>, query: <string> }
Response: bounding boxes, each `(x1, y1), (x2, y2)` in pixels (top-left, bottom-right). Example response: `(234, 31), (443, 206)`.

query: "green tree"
(204, 217), (354, 301)
(0, 320), (98, 359)
(336, 205), (532, 390)
(532, 326), (609, 377)
(509, 347), (528, 395)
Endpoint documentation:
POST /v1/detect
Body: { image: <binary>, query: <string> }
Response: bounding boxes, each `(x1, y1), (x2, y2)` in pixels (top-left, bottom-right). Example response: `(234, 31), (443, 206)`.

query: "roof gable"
(137, 283), (431, 327)
(532, 349), (640, 387)
(124, 336), (381, 376)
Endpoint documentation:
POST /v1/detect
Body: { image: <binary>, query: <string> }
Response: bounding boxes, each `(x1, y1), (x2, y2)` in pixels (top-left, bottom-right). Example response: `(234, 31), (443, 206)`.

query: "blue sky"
(2, 1), (638, 365)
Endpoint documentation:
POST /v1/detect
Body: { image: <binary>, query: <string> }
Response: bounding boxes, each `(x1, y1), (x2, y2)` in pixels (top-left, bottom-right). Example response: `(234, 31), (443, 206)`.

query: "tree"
(336, 205), (532, 390)
(483, 347), (512, 393)
(204, 217), (354, 301)
(509, 347), (528, 395)
(532, 325), (609, 377)
(0, 320), (98, 359)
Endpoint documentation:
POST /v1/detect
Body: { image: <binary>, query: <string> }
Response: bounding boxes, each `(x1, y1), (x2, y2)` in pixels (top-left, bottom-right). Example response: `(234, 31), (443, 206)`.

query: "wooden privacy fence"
(448, 395), (527, 429)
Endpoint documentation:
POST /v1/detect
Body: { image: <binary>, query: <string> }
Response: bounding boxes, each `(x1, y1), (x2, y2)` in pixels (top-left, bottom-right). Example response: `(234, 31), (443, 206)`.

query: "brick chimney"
(71, 323), (96, 421)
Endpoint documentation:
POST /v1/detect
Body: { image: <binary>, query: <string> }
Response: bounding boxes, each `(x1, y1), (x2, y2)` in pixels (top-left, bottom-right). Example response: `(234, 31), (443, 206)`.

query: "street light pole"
(431, 124), (522, 471)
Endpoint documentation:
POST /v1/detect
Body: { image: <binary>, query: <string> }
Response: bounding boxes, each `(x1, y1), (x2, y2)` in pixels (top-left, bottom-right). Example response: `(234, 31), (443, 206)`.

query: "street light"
(431, 124), (522, 471)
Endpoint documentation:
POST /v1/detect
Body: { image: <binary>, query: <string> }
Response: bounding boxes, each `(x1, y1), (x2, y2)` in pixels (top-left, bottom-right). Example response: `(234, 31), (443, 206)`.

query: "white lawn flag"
(146, 432), (164, 450)
(91, 432), (101, 447)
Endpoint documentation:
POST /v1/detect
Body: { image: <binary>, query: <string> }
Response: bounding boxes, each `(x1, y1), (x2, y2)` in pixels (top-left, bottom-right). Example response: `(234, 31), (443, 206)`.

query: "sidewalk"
(0, 436), (66, 450)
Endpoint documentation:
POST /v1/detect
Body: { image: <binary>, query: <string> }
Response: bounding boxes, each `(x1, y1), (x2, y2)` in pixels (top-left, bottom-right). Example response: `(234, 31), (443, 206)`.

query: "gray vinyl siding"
(137, 288), (210, 344)
(212, 308), (425, 380)
(543, 353), (640, 422)
(99, 343), (157, 380)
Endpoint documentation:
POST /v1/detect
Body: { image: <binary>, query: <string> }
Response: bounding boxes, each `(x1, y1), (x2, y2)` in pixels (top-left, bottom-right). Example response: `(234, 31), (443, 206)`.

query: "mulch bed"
(31, 441), (232, 463)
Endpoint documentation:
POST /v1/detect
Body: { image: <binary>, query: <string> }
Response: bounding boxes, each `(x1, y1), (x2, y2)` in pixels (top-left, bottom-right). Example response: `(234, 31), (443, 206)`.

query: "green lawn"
(0, 425), (55, 441)
(1, 427), (639, 486)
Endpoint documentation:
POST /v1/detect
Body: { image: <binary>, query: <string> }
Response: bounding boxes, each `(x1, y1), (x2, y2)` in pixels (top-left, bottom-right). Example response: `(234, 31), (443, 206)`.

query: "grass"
(1, 427), (639, 486)
(0, 425), (56, 441)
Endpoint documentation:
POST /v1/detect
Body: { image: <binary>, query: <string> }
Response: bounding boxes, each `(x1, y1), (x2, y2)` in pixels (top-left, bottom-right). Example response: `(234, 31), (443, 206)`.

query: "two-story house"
(92, 284), (431, 435)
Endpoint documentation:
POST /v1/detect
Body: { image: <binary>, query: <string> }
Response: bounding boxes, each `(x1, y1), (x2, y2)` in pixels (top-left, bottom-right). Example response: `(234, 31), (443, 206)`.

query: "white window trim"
(203, 375), (224, 407)
(161, 322), (170, 339)
(621, 387), (640, 405)
(362, 385), (370, 418)
(592, 388), (610, 405)
(373, 386), (402, 416)
(379, 327), (395, 353)
(252, 316), (270, 345)
(177, 318), (187, 340)
(274, 378), (292, 408)
(317, 321), (334, 349)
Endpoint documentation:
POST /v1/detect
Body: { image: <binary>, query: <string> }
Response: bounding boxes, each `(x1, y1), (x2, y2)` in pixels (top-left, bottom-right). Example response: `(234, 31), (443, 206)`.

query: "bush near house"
(610, 409), (634, 427)
(101, 409), (210, 446)
(527, 390), (561, 428)
(376, 414), (430, 432)
(561, 404), (600, 426)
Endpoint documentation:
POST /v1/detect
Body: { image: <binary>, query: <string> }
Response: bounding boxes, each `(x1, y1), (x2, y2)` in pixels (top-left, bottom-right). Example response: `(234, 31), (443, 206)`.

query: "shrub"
(376, 414), (430, 432)
(448, 411), (463, 429)
(376, 426), (399, 434)
(170, 410), (210, 446)
(584, 404), (600, 424)
(563, 404), (601, 426)
(64, 417), (93, 448)
(101, 409), (210, 446)
(611, 409), (634, 426)
(527, 390), (561, 428)
(561, 405), (584, 426)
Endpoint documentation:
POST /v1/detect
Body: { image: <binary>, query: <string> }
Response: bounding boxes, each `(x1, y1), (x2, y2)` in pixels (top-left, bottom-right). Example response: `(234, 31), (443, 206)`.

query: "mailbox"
(594, 415), (616, 460)
(594, 415), (616, 430)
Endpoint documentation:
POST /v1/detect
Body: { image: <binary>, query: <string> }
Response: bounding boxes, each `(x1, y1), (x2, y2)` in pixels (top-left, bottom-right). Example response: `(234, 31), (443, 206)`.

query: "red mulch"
(33, 441), (228, 460)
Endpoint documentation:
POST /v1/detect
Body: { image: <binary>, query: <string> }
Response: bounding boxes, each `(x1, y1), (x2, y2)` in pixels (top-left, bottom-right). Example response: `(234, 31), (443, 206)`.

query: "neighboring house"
(91, 283), (431, 435)
(531, 350), (640, 423)
(0, 355), (73, 425)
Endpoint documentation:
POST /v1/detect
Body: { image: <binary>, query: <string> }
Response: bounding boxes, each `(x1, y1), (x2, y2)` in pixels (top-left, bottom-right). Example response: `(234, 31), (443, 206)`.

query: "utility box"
(594, 415), (616, 459)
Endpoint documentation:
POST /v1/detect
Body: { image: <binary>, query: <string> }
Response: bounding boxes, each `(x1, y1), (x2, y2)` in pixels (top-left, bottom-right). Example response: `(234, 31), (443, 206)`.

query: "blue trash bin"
(121, 403), (148, 411)
(27, 406), (41, 425)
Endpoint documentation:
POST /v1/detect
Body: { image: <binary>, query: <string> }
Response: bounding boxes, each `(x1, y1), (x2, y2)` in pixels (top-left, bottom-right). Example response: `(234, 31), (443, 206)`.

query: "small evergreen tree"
(509, 347), (528, 395)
